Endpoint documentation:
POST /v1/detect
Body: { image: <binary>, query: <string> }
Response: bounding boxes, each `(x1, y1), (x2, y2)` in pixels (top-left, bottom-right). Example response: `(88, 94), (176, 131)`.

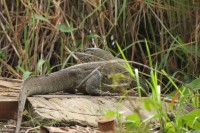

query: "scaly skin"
(15, 59), (131, 133)
(75, 48), (149, 94)
(74, 48), (134, 93)
(75, 48), (115, 62)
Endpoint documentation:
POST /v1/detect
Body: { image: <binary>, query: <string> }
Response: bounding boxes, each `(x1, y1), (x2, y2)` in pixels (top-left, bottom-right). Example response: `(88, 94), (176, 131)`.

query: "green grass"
(104, 41), (200, 132)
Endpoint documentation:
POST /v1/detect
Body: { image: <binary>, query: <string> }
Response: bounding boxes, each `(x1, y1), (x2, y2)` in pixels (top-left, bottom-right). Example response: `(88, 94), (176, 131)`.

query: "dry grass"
(0, 0), (199, 81)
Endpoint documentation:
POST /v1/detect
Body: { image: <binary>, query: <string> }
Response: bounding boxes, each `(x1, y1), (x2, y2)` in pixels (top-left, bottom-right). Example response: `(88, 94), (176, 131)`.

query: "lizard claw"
(100, 91), (119, 96)
(109, 92), (119, 96)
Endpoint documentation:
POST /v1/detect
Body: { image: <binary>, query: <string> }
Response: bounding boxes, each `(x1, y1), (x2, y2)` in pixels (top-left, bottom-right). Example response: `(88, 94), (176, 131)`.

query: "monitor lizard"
(15, 48), (148, 133)
(75, 48), (149, 93)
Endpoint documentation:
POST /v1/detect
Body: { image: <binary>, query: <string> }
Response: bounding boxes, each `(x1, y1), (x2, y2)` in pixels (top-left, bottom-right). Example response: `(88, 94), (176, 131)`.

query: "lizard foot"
(86, 70), (120, 96)
(106, 91), (119, 96)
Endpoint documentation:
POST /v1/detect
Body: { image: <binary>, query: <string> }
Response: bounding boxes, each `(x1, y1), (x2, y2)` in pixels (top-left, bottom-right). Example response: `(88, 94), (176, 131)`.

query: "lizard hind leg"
(86, 70), (118, 96)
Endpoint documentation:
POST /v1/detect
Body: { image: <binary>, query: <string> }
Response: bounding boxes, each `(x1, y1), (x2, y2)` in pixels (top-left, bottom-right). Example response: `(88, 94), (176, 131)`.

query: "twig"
(0, 59), (21, 78)
(25, 126), (40, 133)
(64, 46), (79, 62)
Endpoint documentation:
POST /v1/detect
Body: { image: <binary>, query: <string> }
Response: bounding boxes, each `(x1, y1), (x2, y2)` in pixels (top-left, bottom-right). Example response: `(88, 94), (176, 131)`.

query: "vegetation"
(0, 0), (200, 132)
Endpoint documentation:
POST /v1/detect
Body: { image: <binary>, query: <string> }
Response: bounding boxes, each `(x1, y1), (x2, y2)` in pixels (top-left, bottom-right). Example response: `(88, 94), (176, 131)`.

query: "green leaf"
(105, 110), (116, 118)
(37, 59), (46, 72)
(85, 34), (100, 40)
(23, 71), (32, 80)
(45, 60), (51, 73)
(57, 23), (77, 33)
(178, 109), (200, 129)
(165, 122), (176, 133)
(187, 78), (200, 91)
(122, 113), (141, 129)
(32, 13), (49, 22)
(0, 51), (5, 58)
(143, 98), (156, 111)
(126, 113), (141, 123)
(16, 66), (25, 73)
(122, 121), (136, 129)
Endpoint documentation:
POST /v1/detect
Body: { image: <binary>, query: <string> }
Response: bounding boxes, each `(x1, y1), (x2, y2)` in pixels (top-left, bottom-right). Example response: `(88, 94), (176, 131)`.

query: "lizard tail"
(15, 89), (27, 133)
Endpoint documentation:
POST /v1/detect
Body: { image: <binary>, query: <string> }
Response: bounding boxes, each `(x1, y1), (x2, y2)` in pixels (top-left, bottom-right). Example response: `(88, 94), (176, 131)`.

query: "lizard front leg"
(86, 70), (118, 96)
